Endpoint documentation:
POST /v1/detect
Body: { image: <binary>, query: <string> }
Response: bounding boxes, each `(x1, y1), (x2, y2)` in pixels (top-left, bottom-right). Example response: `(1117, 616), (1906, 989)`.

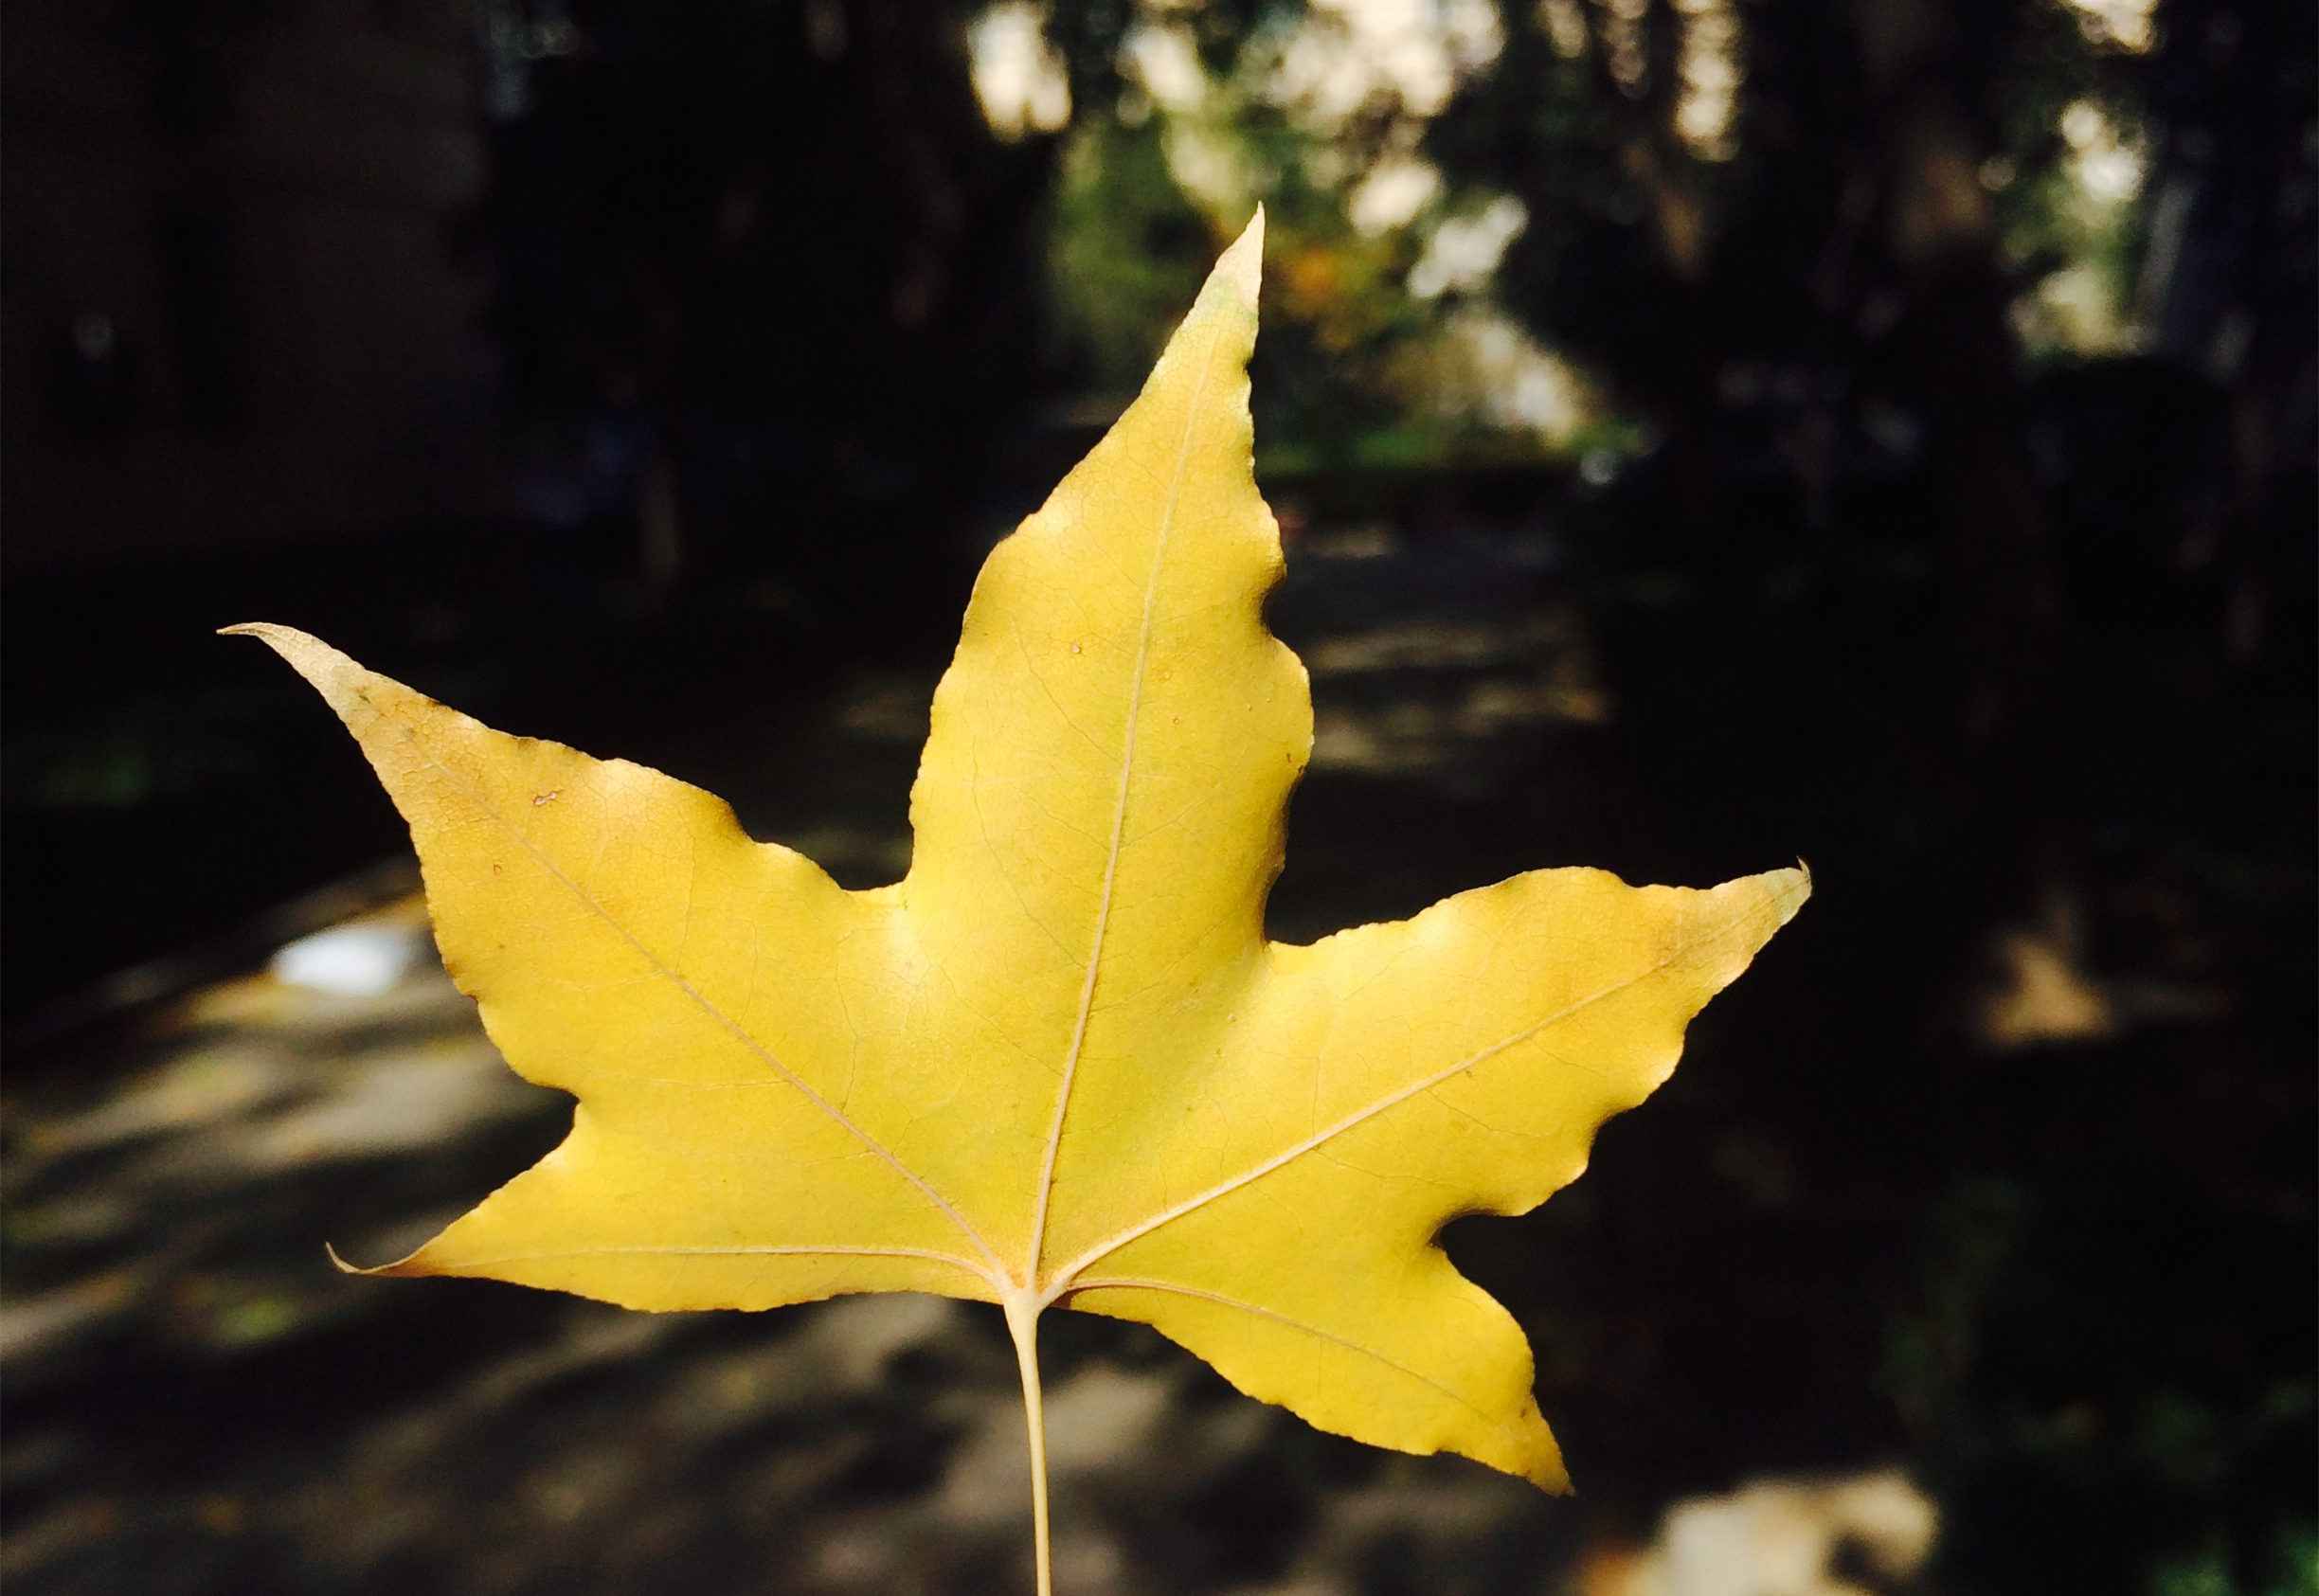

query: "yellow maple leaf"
(230, 211), (1805, 1587)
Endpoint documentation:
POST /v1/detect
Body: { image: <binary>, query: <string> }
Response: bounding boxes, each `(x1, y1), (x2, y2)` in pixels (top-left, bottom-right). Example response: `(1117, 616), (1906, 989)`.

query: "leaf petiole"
(1002, 1289), (1052, 1596)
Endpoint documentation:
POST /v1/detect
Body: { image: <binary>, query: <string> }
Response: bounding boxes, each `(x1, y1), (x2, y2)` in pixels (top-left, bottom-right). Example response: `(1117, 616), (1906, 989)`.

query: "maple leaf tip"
(1215, 207), (1264, 305)
(325, 1239), (420, 1277)
(218, 621), (303, 654)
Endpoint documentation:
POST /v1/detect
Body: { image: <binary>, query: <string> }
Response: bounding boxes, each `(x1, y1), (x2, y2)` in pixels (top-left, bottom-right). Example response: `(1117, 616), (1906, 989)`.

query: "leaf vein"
(365, 693), (1010, 1278)
(434, 1244), (1001, 1293)
(1025, 314), (1230, 1282)
(1067, 1276), (1491, 1421)
(1049, 903), (1785, 1286)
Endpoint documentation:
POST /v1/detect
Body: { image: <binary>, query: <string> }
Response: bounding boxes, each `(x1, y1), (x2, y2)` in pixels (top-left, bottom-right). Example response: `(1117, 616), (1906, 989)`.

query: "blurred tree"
(1429, 0), (2079, 726)
(1038, 0), (1527, 469)
(2132, 1), (2317, 668)
(1424, 0), (2311, 724)
(1043, 113), (1214, 390)
(1418, 9), (2316, 1588)
(479, 0), (1056, 614)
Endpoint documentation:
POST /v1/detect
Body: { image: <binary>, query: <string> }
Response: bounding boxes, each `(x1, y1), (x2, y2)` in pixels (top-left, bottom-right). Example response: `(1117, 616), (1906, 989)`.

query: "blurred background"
(3, 1), (2311, 1591)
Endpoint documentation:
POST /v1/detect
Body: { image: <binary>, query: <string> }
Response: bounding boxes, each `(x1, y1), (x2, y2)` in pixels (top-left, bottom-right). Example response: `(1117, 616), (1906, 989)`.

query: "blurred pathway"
(6, 521), (1944, 1596)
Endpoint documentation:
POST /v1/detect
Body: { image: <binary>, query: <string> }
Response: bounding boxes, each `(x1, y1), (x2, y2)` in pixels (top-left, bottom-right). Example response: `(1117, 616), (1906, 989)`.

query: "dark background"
(4, 2), (2312, 1592)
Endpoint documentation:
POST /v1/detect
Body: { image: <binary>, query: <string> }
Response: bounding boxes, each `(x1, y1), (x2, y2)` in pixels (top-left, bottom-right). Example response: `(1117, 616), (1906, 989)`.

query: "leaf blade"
(225, 624), (1012, 1297)
(896, 213), (1313, 1279)
(1048, 866), (1808, 1486)
(239, 217), (1809, 1502)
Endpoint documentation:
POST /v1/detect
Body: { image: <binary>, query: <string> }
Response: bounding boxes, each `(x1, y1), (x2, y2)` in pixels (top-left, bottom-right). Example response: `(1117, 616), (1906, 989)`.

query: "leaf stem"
(1002, 1291), (1053, 1596)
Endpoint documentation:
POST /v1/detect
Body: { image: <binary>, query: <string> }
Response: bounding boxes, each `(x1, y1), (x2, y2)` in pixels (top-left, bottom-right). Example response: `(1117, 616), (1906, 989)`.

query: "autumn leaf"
(228, 210), (1805, 1581)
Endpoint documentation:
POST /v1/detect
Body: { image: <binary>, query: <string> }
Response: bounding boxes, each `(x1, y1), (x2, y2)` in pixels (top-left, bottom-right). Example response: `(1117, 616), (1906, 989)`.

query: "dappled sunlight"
(2059, 99), (2145, 208)
(2057, 0), (2158, 54)
(1268, 0), (1503, 126)
(1409, 198), (1527, 300)
(3, 891), (1021, 1590)
(1436, 312), (1596, 442)
(1967, 883), (2241, 1053)
(1305, 614), (1580, 677)
(1123, 21), (1207, 114)
(270, 921), (433, 999)
(1672, 0), (1744, 161)
(836, 672), (936, 744)
(1975, 924), (2116, 1050)
(1281, 528), (1614, 783)
(0, 547), (1631, 1591)
(2008, 96), (2148, 353)
(1249, 1464), (1548, 1590)
(1596, 0), (1651, 96)
(1578, 1469), (1938, 1596)
(1310, 666), (1609, 779)
(1540, 0), (1590, 60)
(1, 896), (544, 1344)
(1348, 152), (1442, 236)
(969, 2), (1072, 138)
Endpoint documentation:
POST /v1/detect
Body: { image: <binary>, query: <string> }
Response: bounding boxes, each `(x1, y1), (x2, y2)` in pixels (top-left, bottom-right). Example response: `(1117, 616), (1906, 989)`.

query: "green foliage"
(1046, 117), (1212, 390)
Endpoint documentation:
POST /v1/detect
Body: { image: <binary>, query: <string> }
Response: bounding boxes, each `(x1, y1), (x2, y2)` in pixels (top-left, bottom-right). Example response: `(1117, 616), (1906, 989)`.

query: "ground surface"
(5, 502), (2310, 1594)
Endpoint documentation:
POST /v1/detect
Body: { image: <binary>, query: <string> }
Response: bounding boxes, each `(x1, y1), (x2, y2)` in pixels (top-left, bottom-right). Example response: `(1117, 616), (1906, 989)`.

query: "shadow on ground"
(4, 493), (2310, 1594)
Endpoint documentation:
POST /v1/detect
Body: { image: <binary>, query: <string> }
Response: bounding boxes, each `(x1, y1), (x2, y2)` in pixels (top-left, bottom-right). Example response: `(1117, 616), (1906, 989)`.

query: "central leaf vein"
(1025, 317), (1230, 1285)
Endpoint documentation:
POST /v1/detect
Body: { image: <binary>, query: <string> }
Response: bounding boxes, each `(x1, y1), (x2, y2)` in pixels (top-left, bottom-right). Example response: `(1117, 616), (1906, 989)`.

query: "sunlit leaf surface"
(232, 213), (1806, 1495)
